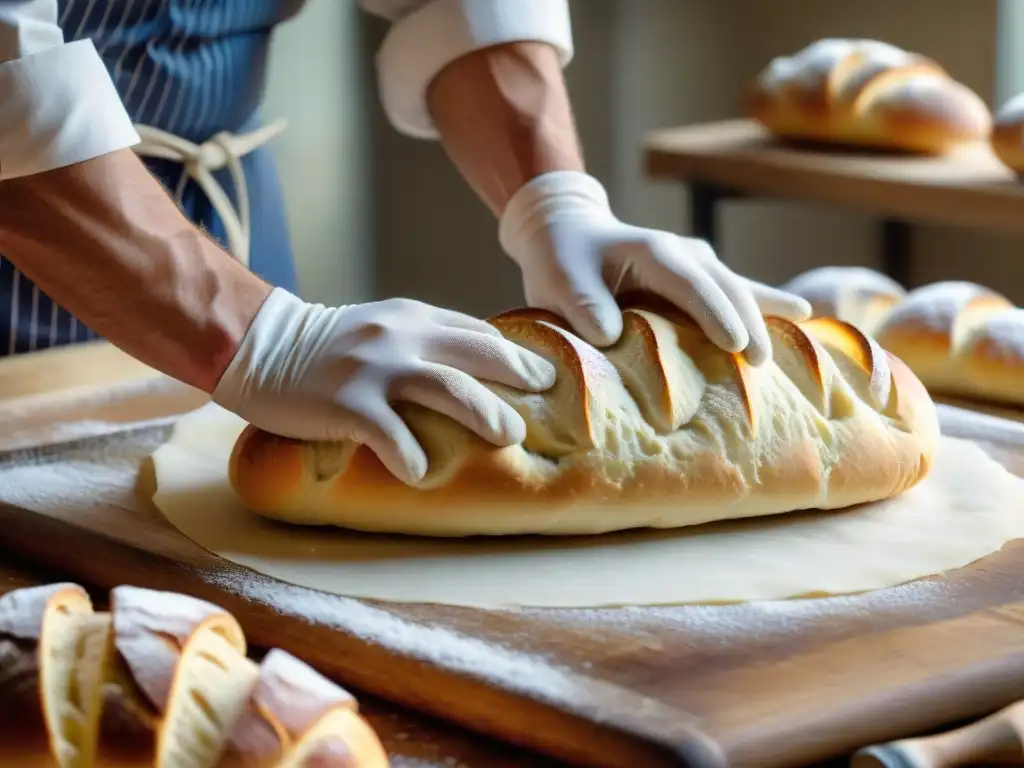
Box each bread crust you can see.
[780,266,906,336]
[748,38,992,154]
[228,295,939,538]
[784,268,1024,409]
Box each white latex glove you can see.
[498,171,813,365]
[212,290,556,485]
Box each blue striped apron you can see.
[0,0,306,356]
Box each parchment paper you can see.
[150,402,1024,609]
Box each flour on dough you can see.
[150,402,1024,608]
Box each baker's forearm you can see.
[0,149,270,392]
[428,42,584,217]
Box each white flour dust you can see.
[199,568,683,733]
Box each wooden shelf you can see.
[643,119,1024,233]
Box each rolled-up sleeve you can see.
[359,0,574,139]
[0,0,139,181]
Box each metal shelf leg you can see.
[689,183,731,262]
[881,220,912,287]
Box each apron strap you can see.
[131,119,288,268]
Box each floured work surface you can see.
[3,382,1024,767]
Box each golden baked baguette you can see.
[0,583,388,767]
[782,267,1024,407]
[228,293,940,538]
[748,38,992,154]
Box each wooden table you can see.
[642,118,1024,285]
[0,343,1016,768]
[0,561,860,768]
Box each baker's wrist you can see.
[152,231,274,396]
[207,282,288,402]
[210,287,356,419]
[428,39,585,217]
[498,171,612,259]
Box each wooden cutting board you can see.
[0,340,163,401]
[3,349,1024,767]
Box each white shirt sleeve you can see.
[0,0,139,181]
[358,0,574,139]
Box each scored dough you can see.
[150,403,1024,609]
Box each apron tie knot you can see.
[187,136,234,171]
[132,119,288,268]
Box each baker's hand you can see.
[498,171,812,365]
[212,292,555,485]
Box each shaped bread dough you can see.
[227,299,939,537]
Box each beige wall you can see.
[265,0,1024,311]
[261,1,372,306]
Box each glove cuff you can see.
[498,171,612,262]
[211,287,327,416]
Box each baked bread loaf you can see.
[781,267,1024,407]
[228,293,940,538]
[747,38,992,154]
[0,582,388,767]
[781,266,907,332]
[991,91,1024,174]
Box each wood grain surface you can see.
[2,347,1024,767]
[0,340,162,402]
[0,553,558,768]
[643,119,1024,232]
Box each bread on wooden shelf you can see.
[0,582,389,767]
[782,266,1024,408]
[781,266,907,332]
[747,38,992,154]
[991,91,1024,174]
[228,292,940,538]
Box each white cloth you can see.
[0,0,573,180]
[211,289,557,486]
[0,4,139,181]
[499,171,814,365]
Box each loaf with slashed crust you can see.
[227,293,940,538]
[747,38,992,154]
[782,267,1024,408]
[0,582,389,767]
